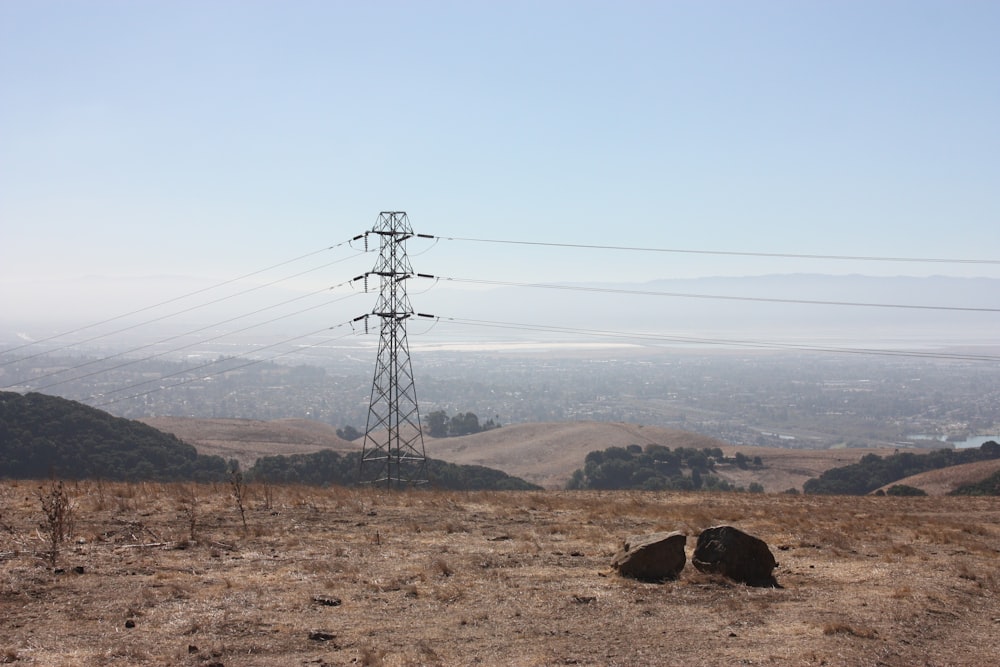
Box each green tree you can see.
[886,484,927,496]
[424,411,449,438]
[336,425,362,441]
[449,412,482,437]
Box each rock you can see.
[611,531,686,582]
[311,595,342,607]
[692,525,778,587]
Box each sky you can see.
[2,0,999,326]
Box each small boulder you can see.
[611,531,686,582]
[692,525,778,587]
[308,630,337,642]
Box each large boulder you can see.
[611,531,686,582]
[692,525,778,587]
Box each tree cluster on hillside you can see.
[950,467,1000,496]
[803,442,1000,495]
[248,449,540,490]
[883,484,928,497]
[423,411,500,438]
[566,444,762,492]
[0,391,230,481]
[336,425,362,441]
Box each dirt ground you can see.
[2,481,999,666]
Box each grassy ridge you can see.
[804,442,1000,495]
[0,391,230,481]
[0,392,539,490]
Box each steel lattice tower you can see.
[359,212,427,487]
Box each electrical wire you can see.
[420,316,1000,363]
[423,276,1000,313]
[89,321,361,409]
[8,226,999,411]
[423,235,1000,265]
[17,287,366,394]
[0,237,371,362]
[80,310,1000,411]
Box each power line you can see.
[10,225,999,413]
[16,287,366,394]
[423,235,1000,265]
[1,237,370,362]
[420,316,1000,363]
[83,310,1000,412]
[89,320,361,408]
[422,276,1000,313]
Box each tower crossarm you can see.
[358,211,428,488]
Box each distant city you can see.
[3,341,998,451]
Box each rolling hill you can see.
[875,458,1000,495]
[143,416,906,491]
[139,416,356,469]
[0,391,229,481]
[423,421,732,488]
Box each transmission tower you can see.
[359,211,427,488]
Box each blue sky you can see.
[2,0,999,303]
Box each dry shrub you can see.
[887,542,915,557]
[175,486,198,541]
[444,521,468,534]
[433,583,464,603]
[890,586,913,599]
[953,560,994,591]
[430,557,453,577]
[358,647,386,666]
[807,526,855,553]
[417,640,442,664]
[36,480,73,566]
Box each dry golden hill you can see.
[140,416,355,469]
[423,421,727,489]
[875,458,1000,495]
[143,417,898,491]
[710,444,893,494]
[423,422,894,490]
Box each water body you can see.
[907,435,1000,449]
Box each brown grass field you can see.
[139,418,357,471]
[2,481,999,666]
[141,418,897,492]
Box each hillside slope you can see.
[0,392,228,481]
[143,416,899,490]
[421,421,887,489]
[140,417,355,469]
[423,421,731,488]
[876,458,1000,495]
